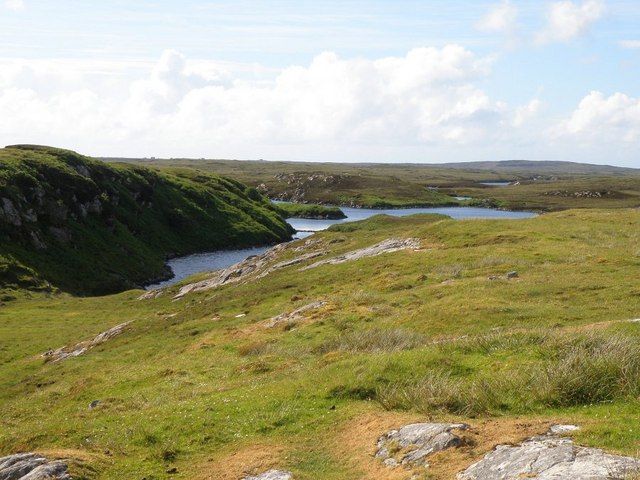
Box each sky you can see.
[0,0,639,166]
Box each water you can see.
[479,181,512,187]
[148,205,535,289]
[146,246,269,290]
[286,205,535,232]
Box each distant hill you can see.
[0,145,292,295]
[432,160,639,175]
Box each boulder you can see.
[457,425,640,480]
[42,321,131,362]
[376,422,469,468]
[0,453,71,479]
[266,301,327,328]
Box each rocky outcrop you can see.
[170,245,325,299]
[0,453,71,479]
[300,238,421,271]
[376,423,469,468]
[42,321,131,362]
[265,301,327,328]
[165,238,419,299]
[457,425,640,480]
[243,470,292,480]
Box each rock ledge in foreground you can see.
[0,452,71,479]
[457,425,640,480]
[376,422,469,468]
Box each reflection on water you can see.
[479,181,512,187]
[148,205,535,289]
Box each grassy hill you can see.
[1,209,638,479]
[0,145,292,296]
[105,157,640,211]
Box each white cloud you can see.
[2,49,638,164]
[513,99,541,127]
[477,1,518,34]
[619,40,640,49]
[536,0,605,44]
[3,0,24,11]
[1,47,538,156]
[557,91,640,142]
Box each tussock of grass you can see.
[377,332,640,416]
[319,328,427,353]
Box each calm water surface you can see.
[286,205,535,232]
[148,205,535,289]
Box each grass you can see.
[274,202,346,219]
[0,209,639,479]
[377,331,640,416]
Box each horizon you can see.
[1,0,640,167]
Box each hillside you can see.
[1,209,639,479]
[0,145,292,296]
[106,157,640,211]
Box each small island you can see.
[274,202,347,219]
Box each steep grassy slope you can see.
[0,145,292,295]
[107,157,640,211]
[1,209,638,479]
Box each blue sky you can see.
[1,0,639,166]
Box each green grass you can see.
[0,145,292,295]
[274,202,346,219]
[0,209,639,478]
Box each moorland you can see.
[1,146,639,480]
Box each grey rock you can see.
[300,238,421,271]
[457,429,640,480]
[0,453,71,480]
[377,423,468,468]
[506,271,519,279]
[85,198,102,215]
[29,231,47,250]
[73,165,91,178]
[548,424,580,435]
[1,198,22,226]
[243,470,292,480]
[266,301,327,328]
[42,321,131,362]
[172,243,325,299]
[137,289,164,300]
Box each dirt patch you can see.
[332,410,553,480]
[192,442,286,480]
[331,410,425,480]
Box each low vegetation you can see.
[109,157,640,211]
[274,202,346,219]
[1,209,639,478]
[0,145,292,295]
